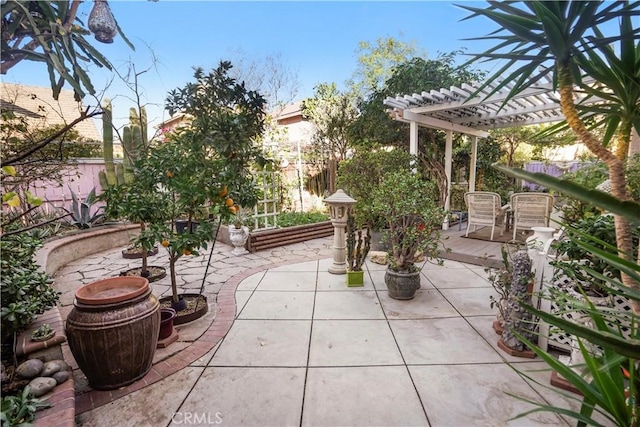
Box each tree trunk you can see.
[170,256,179,304]
[140,223,148,276]
[557,63,639,315]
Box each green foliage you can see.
[348,36,421,99]
[30,323,53,340]
[1,1,133,100]
[474,138,516,201]
[69,188,104,229]
[0,386,50,426]
[486,244,522,317]
[337,149,413,229]
[126,61,268,304]
[493,165,640,225]
[302,82,358,193]
[351,51,484,149]
[230,207,253,229]
[370,170,444,272]
[552,215,640,297]
[0,230,59,344]
[557,162,608,224]
[276,211,329,228]
[165,61,268,208]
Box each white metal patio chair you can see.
[510,192,554,240]
[464,191,504,241]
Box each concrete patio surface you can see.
[57,236,590,427]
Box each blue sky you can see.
[5,1,498,133]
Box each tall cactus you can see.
[346,213,371,271]
[99,100,116,188]
[99,103,148,188]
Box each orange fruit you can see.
[225,198,234,207]
[218,186,228,197]
[229,205,238,214]
[166,171,174,178]
[161,239,169,247]
[182,248,191,256]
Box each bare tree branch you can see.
[1,108,103,167]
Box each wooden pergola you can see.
[383,75,600,227]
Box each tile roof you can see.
[0,82,101,142]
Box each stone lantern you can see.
[324,189,356,274]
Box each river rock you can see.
[52,370,70,385]
[15,359,44,379]
[28,377,57,397]
[369,251,388,265]
[41,360,67,377]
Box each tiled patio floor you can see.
[65,238,592,427]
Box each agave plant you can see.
[69,187,104,229]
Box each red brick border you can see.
[74,255,328,414]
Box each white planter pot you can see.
[526,226,556,253]
[229,226,249,255]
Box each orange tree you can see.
[138,61,267,308]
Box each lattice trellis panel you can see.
[547,275,633,352]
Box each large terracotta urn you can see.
[65,276,160,390]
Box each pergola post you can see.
[469,136,478,192]
[409,121,419,173]
[443,130,453,230]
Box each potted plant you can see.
[30,324,55,342]
[370,170,445,299]
[228,206,252,255]
[345,212,371,287]
[337,149,413,250]
[486,245,514,335]
[141,61,266,317]
[100,180,167,282]
[138,131,222,313]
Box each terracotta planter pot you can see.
[384,267,421,300]
[66,276,160,390]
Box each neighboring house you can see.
[157,112,191,135]
[0,82,101,142]
[1,82,105,210]
[274,101,315,147]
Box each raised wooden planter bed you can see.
[246,221,333,253]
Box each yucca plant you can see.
[460,0,640,315]
[495,166,639,426]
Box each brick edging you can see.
[75,255,328,414]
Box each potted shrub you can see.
[486,245,514,335]
[370,170,445,299]
[138,130,224,313]
[142,61,266,315]
[337,149,413,249]
[100,180,167,281]
[345,212,371,287]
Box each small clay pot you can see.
[159,308,176,340]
